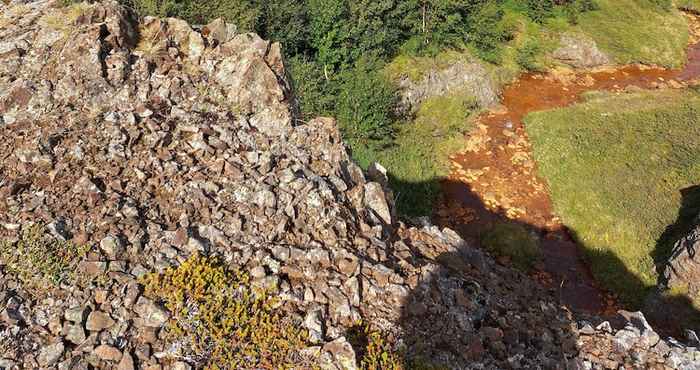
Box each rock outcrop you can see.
[662,221,700,301]
[551,33,612,69]
[0,1,698,369]
[394,59,500,115]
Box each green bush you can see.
[563,0,600,24]
[336,57,396,144]
[467,2,513,63]
[516,39,543,71]
[482,222,541,271]
[128,0,262,28]
[521,0,555,23]
[287,55,337,119]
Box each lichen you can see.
[138,253,308,369]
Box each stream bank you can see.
[435,14,700,316]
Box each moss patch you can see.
[139,253,308,369]
[0,224,90,294]
[525,89,700,306]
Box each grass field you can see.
[525,89,700,306]
[574,0,689,68]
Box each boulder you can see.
[551,33,612,69]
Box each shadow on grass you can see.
[382,176,700,365]
[645,185,700,335]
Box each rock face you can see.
[551,33,612,69]
[663,222,700,300]
[394,59,500,115]
[0,1,698,369]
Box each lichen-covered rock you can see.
[663,222,700,300]
[394,59,500,115]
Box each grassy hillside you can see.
[574,0,688,67]
[525,89,700,306]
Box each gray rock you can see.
[552,33,612,69]
[394,58,499,115]
[100,235,125,259]
[363,182,391,225]
[133,297,170,327]
[37,341,64,367]
[64,323,86,344]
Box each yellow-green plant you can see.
[0,224,90,294]
[139,253,307,369]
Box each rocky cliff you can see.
[0,1,698,369]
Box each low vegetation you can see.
[481,222,542,271]
[0,224,90,295]
[573,0,688,67]
[352,93,479,216]
[526,89,700,306]
[139,253,308,369]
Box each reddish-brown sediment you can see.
[436,26,700,314]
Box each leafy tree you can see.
[522,0,554,23]
[346,0,404,61]
[467,1,512,62]
[128,0,262,29]
[307,0,351,72]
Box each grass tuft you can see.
[525,89,700,306]
[138,253,308,369]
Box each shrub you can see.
[563,0,599,24]
[336,57,396,144]
[257,0,309,55]
[139,253,308,369]
[128,0,262,29]
[522,0,555,23]
[467,2,513,63]
[288,55,338,119]
[0,224,90,294]
[516,39,544,71]
[482,222,541,271]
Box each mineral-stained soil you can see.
[437,13,700,318]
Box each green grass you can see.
[352,93,479,217]
[573,0,688,67]
[525,89,700,306]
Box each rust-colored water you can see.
[436,26,700,314]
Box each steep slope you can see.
[0,1,698,369]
